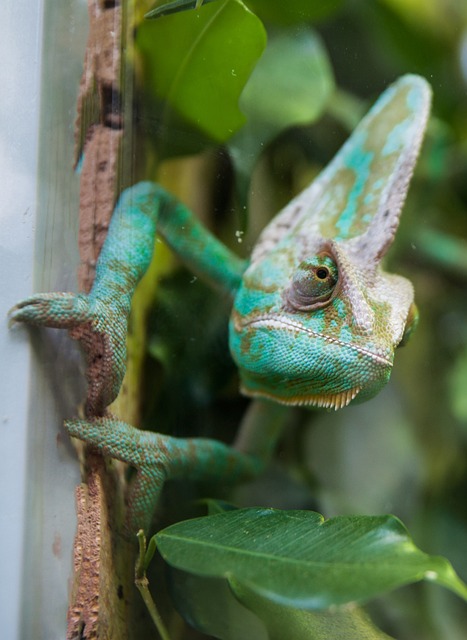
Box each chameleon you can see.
[9,74,431,535]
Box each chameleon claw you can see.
[9,293,127,416]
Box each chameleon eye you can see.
[286,254,338,311]
[398,302,419,347]
[316,267,330,280]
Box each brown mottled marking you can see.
[78,126,123,293]
[76,0,124,293]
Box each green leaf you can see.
[136,0,266,143]
[156,508,467,609]
[239,29,333,131]
[325,88,366,132]
[146,0,220,19]
[200,498,239,515]
[449,346,467,423]
[228,28,333,203]
[147,0,345,23]
[231,581,395,639]
[416,228,467,278]
[169,569,269,639]
[169,568,393,639]
[245,0,344,25]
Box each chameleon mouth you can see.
[238,315,393,367]
[240,384,361,410]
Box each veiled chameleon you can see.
[10,74,431,533]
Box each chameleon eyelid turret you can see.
[286,251,339,311]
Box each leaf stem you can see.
[135,530,172,640]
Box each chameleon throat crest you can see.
[240,384,362,410]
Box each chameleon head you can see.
[229,238,418,410]
[229,74,430,410]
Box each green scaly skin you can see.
[65,417,260,533]
[9,75,431,534]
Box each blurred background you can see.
[129,1,467,638]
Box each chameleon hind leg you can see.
[9,181,246,416]
[66,400,288,534]
[65,417,261,534]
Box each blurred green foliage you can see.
[136,0,266,144]
[131,0,467,638]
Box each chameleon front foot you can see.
[9,292,90,328]
[10,293,128,416]
[65,417,262,534]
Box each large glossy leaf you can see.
[146,0,220,19]
[239,29,333,130]
[136,0,266,143]
[147,0,344,23]
[156,508,467,609]
[228,28,333,202]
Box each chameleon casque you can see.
[10,74,431,534]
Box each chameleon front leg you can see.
[10,181,246,416]
[10,180,263,534]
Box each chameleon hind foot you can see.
[65,416,262,534]
[9,292,128,416]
